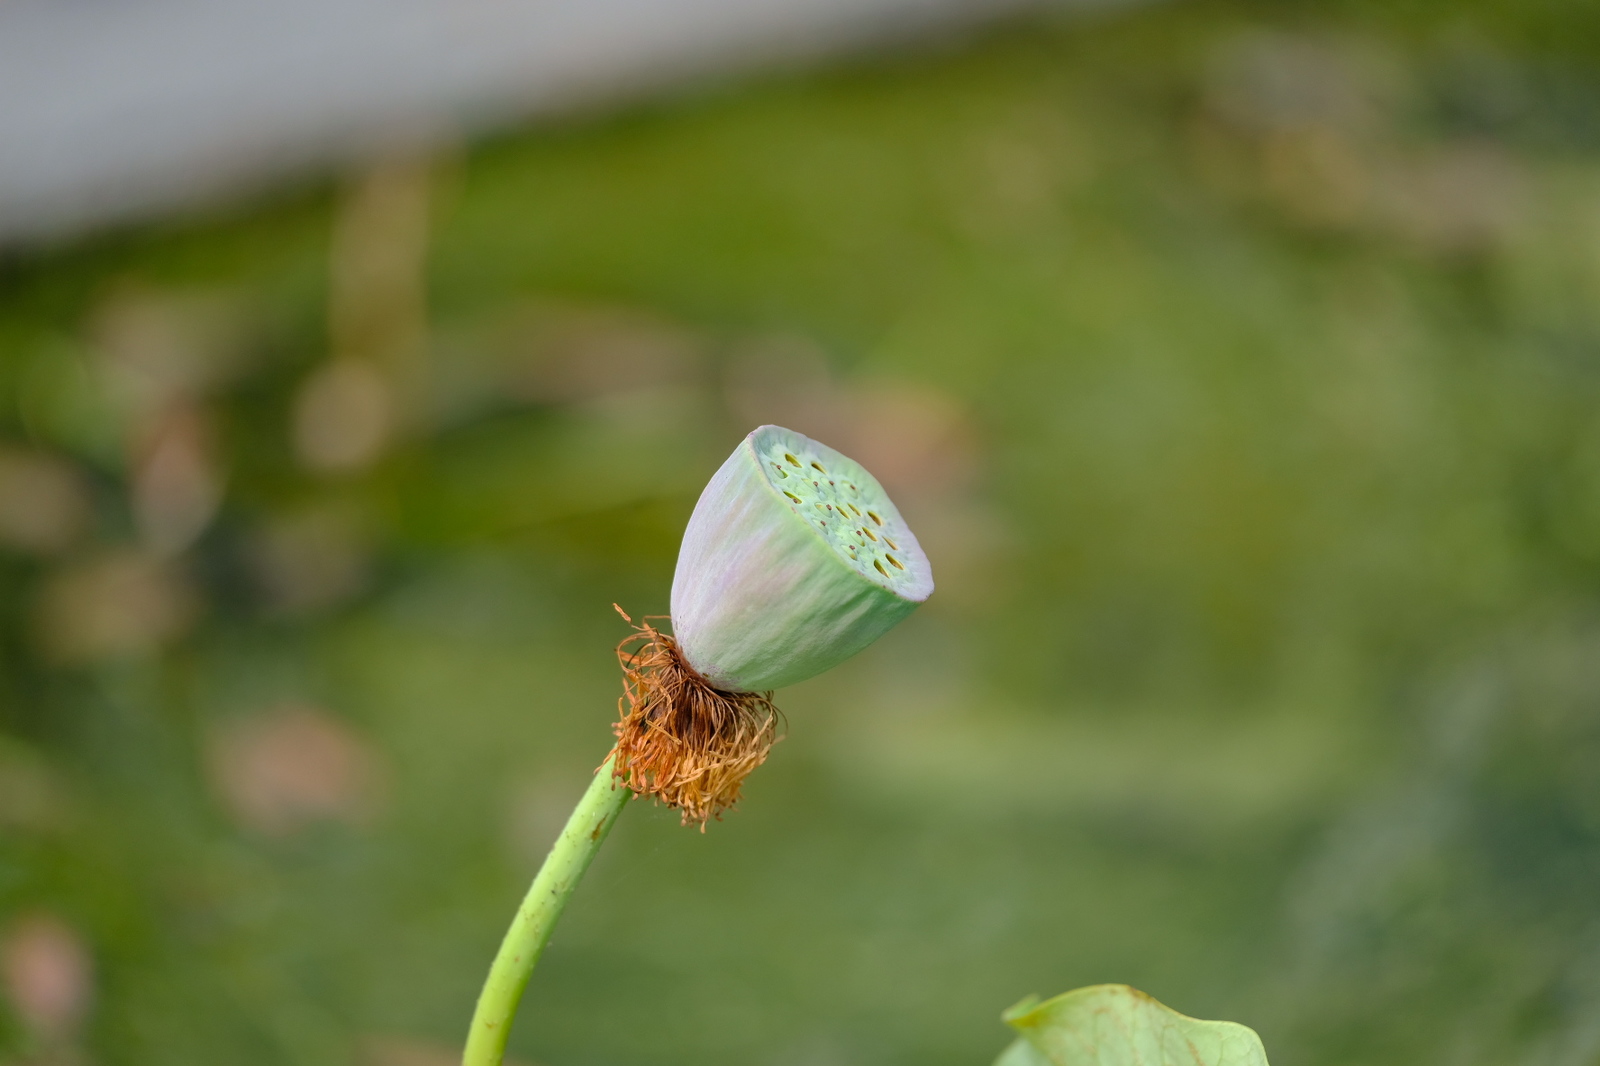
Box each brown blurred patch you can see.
[498,300,704,405]
[1375,141,1527,255]
[838,380,978,505]
[329,158,432,408]
[130,403,223,556]
[0,449,90,557]
[292,358,395,473]
[86,284,246,563]
[1258,126,1370,229]
[1200,28,1385,233]
[88,283,253,420]
[293,155,434,475]
[244,504,371,615]
[34,550,198,664]
[1198,29,1527,252]
[206,705,384,836]
[1,912,92,1042]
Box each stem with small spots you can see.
[463,756,631,1066]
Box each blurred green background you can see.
[4,1,1600,1064]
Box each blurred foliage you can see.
[4,1,1600,1064]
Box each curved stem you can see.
[463,755,631,1066]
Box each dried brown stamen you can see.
[608,607,782,828]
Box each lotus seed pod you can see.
[671,425,933,692]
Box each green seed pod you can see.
[671,425,934,692]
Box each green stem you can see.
[463,755,631,1066]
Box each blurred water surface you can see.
[4,2,1600,1065]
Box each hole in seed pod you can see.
[886,554,904,570]
[868,511,883,526]
[784,491,802,503]
[884,536,898,550]
[873,559,888,576]
[862,528,878,542]
[772,464,788,478]
[848,503,861,516]
[785,453,801,467]
[811,461,827,473]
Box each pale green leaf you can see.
[994,1036,1054,1066]
[995,984,1269,1066]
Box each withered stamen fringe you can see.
[608,608,782,828]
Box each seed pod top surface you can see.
[670,425,933,693]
